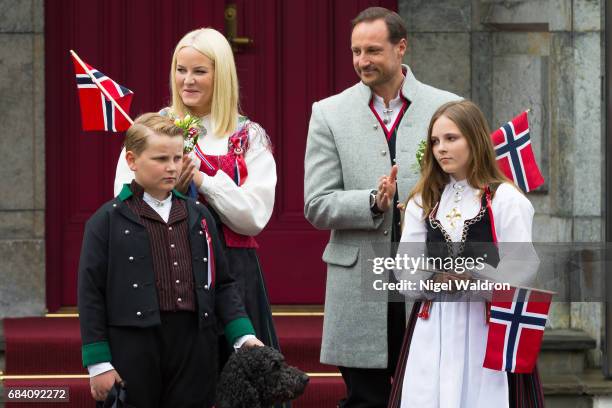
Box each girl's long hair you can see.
[408,100,513,216]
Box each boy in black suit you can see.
[78,113,262,407]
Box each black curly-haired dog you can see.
[215,346,309,408]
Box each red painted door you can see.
[45,0,396,311]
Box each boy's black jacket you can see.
[77,186,252,366]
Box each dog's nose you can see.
[301,373,310,386]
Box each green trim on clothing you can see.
[117,183,186,201]
[224,317,256,346]
[118,184,133,201]
[172,189,187,200]
[82,341,112,367]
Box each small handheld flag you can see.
[70,50,134,132]
[491,111,544,192]
[483,287,552,373]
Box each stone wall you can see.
[399,0,604,365]
[0,0,45,318]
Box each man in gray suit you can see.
[304,7,461,407]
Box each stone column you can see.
[0,0,45,318]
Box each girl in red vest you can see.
[114,28,281,379]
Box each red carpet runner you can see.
[2,315,345,407]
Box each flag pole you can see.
[70,50,134,125]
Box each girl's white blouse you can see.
[397,179,537,408]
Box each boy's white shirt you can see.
[142,191,173,222]
[87,196,256,377]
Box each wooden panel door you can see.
[45,0,396,310]
[232,0,396,303]
[45,0,226,311]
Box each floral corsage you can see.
[170,113,206,154]
[412,139,427,172]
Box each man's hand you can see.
[90,369,122,401]
[175,155,196,194]
[376,165,398,212]
[241,337,264,348]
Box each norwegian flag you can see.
[71,52,133,132]
[491,112,544,193]
[483,287,552,373]
[200,218,216,288]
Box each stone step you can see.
[539,329,596,376]
[542,329,597,351]
[544,396,595,408]
[542,368,612,408]
[542,369,612,408]
[543,369,612,396]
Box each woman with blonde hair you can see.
[114,28,281,370]
[388,100,543,408]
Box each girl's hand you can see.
[432,272,471,293]
[192,167,203,189]
[175,156,195,193]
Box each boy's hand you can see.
[241,338,264,348]
[90,369,122,401]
